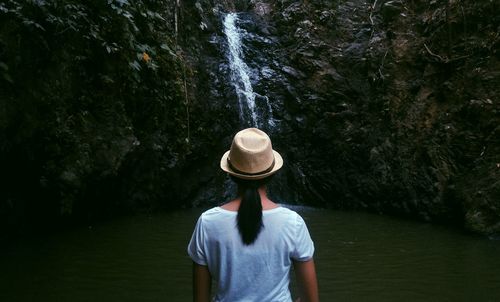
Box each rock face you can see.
[244,0,499,234]
[187,0,499,235]
[0,0,498,238]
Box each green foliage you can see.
[0,0,190,230]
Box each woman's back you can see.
[188,128,318,302]
[188,206,314,302]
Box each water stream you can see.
[223,13,274,129]
[1,207,499,301]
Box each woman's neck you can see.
[221,187,279,211]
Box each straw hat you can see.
[220,128,283,180]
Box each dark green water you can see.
[1,206,500,301]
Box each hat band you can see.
[227,157,275,176]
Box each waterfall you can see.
[223,13,274,129]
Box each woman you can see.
[188,128,319,302]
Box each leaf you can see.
[160,43,171,51]
[136,44,152,52]
[122,11,133,20]
[142,52,151,62]
[100,75,114,83]
[22,20,46,31]
[129,60,141,71]
[3,73,13,83]
[160,43,177,57]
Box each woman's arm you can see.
[192,262,211,302]
[293,258,319,302]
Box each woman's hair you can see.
[230,176,273,245]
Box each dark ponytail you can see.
[230,176,272,245]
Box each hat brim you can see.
[220,150,283,180]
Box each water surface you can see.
[1,207,499,301]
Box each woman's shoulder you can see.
[199,206,235,221]
[274,205,301,215]
[269,206,310,226]
[198,205,303,221]
[264,205,303,221]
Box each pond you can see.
[1,206,499,301]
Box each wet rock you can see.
[282,66,306,79]
[251,1,273,16]
[381,1,405,21]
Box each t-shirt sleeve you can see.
[291,213,315,261]
[187,215,208,265]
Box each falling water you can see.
[223,13,274,128]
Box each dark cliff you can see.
[0,0,498,239]
[261,0,499,234]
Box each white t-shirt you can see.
[187,206,315,302]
